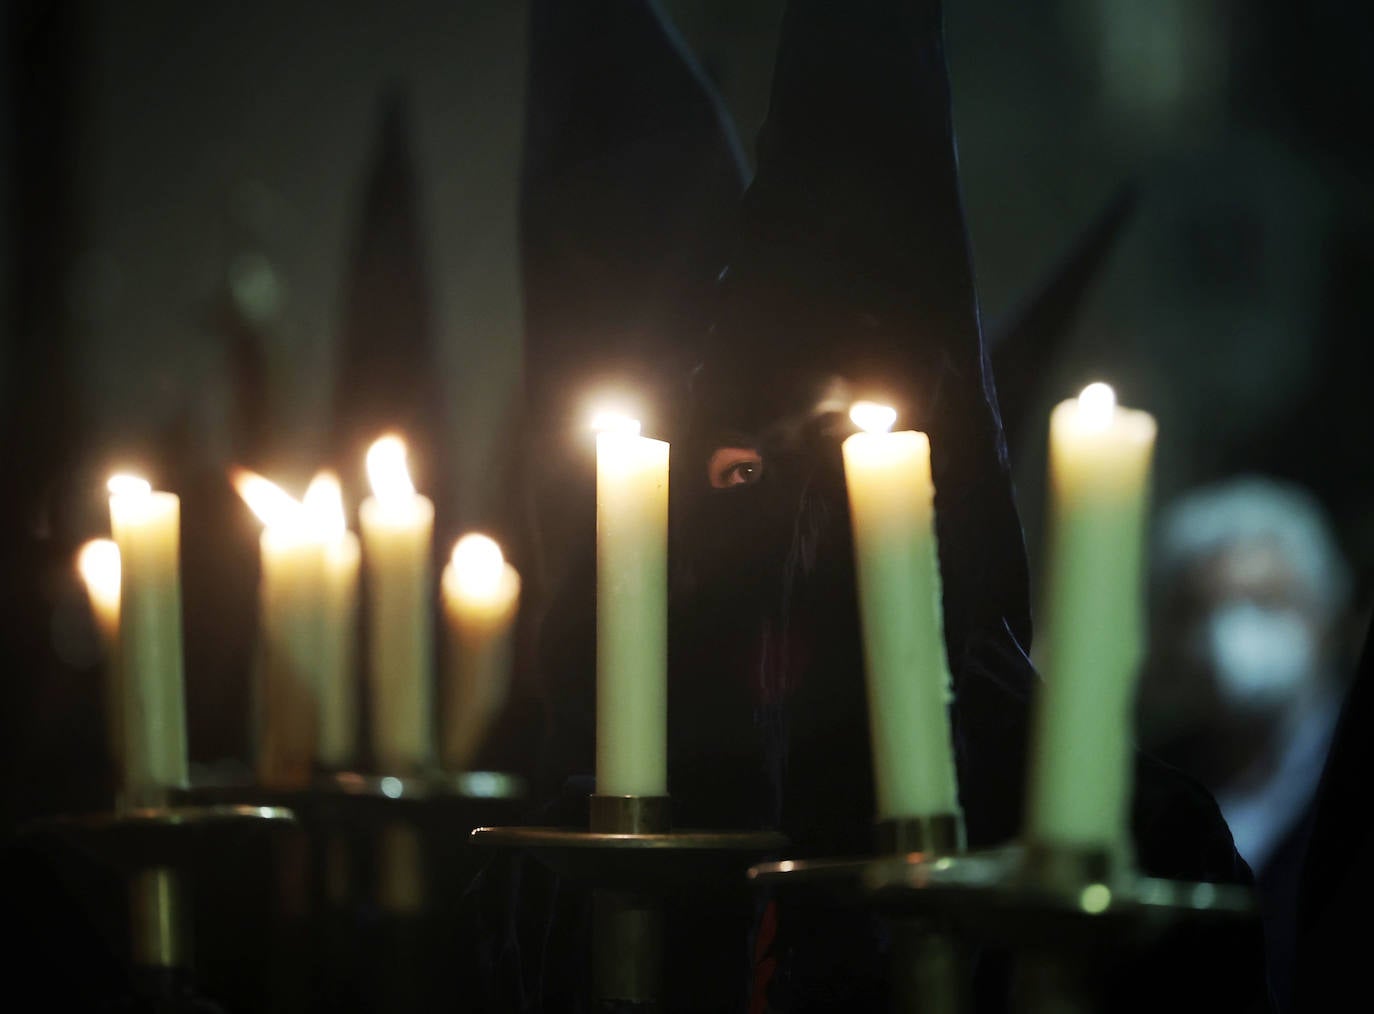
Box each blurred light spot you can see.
[229,252,284,324]
[1080,883,1112,914]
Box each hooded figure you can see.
[495,2,1274,1011]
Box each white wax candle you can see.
[234,469,322,787]
[1029,382,1157,853]
[304,473,361,770]
[236,470,362,780]
[359,435,435,773]
[77,538,123,772]
[440,534,520,771]
[594,415,669,797]
[108,475,189,807]
[317,531,361,770]
[841,403,961,820]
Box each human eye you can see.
[707,447,764,489]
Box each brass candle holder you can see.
[748,811,969,1014]
[471,793,788,1008]
[751,834,1256,1013]
[178,767,526,1014]
[19,803,298,1007]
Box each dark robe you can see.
[484,2,1275,1011]
[1293,613,1374,1011]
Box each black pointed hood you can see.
[688,0,1033,701]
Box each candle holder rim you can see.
[470,825,789,851]
[22,802,297,833]
[18,804,299,872]
[468,824,791,895]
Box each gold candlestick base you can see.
[472,794,788,1008]
[589,793,671,833]
[19,803,298,1001]
[875,812,966,855]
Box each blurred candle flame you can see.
[590,413,642,437]
[1076,382,1117,431]
[303,471,347,540]
[849,401,899,435]
[77,538,121,609]
[232,468,304,530]
[107,474,152,498]
[366,435,417,504]
[449,533,506,601]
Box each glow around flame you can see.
[1076,382,1117,430]
[366,434,417,504]
[107,474,152,498]
[303,471,347,540]
[232,468,304,530]
[849,401,898,435]
[77,538,121,605]
[590,412,641,437]
[449,533,507,600]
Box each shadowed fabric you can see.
[685,0,1035,853]
[506,0,749,796]
[1294,613,1374,1010]
[494,1,1274,1010]
[467,3,752,1009]
[677,1,1271,1009]
[519,0,748,600]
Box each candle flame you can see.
[449,533,507,599]
[303,471,347,540]
[232,468,304,530]
[849,401,898,435]
[1076,382,1117,431]
[590,412,641,437]
[366,434,417,504]
[107,474,152,498]
[77,538,121,604]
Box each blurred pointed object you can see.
[519,0,749,593]
[332,88,444,516]
[697,0,1033,678]
[989,184,1139,455]
[201,273,271,468]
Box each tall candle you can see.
[107,475,188,807]
[307,474,361,771]
[78,538,123,771]
[359,435,435,773]
[440,534,520,771]
[841,402,961,820]
[594,414,669,797]
[235,470,321,787]
[1029,382,1157,853]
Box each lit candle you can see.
[594,413,669,797]
[1029,382,1157,855]
[234,469,321,787]
[440,534,520,771]
[305,474,362,771]
[107,474,188,807]
[77,538,123,771]
[841,403,961,820]
[359,435,435,773]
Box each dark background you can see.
[3,0,1372,832]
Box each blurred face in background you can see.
[1139,534,1335,790]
